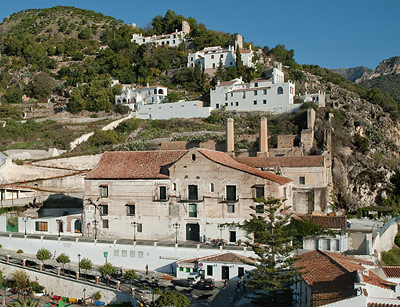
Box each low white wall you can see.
[32,155,102,171]
[0,262,135,305]
[372,221,398,259]
[137,101,212,120]
[0,236,256,276]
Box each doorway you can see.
[222,266,230,280]
[186,223,200,241]
[229,231,236,243]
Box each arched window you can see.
[123,99,127,103]
[277,87,283,95]
[74,220,82,233]
[158,89,164,95]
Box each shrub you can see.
[16,249,23,254]
[113,104,130,115]
[382,249,400,265]
[30,281,45,292]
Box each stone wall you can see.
[32,155,102,171]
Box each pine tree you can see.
[241,197,299,306]
[235,44,243,69]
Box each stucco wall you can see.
[32,155,102,171]
[137,101,211,120]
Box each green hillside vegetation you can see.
[361,74,400,104]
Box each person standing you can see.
[145,264,149,275]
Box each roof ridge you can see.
[318,250,352,273]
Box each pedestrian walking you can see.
[223,279,228,289]
[145,264,149,275]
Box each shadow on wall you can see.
[37,194,83,218]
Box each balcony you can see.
[218,197,239,203]
[177,196,204,203]
[153,195,170,202]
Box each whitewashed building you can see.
[300,91,326,107]
[176,252,256,281]
[136,100,212,120]
[131,21,190,48]
[187,45,254,71]
[210,66,297,113]
[115,84,168,110]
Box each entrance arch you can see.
[186,223,200,242]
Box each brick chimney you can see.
[226,118,234,152]
[259,117,268,155]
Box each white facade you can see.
[136,100,212,120]
[187,46,255,70]
[115,85,167,110]
[300,91,326,107]
[302,234,348,253]
[131,31,186,48]
[210,68,297,114]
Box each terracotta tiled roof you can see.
[218,80,239,86]
[198,149,292,185]
[382,266,400,278]
[240,50,252,54]
[178,252,257,265]
[308,215,347,230]
[295,250,394,306]
[85,151,187,180]
[234,156,325,168]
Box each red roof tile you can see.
[382,266,400,278]
[296,250,395,306]
[308,215,347,230]
[85,151,187,180]
[198,149,292,185]
[235,156,325,168]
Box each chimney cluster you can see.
[225,117,269,156]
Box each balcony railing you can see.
[152,195,170,202]
[177,196,204,203]
[218,197,239,203]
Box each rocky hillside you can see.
[298,68,400,212]
[330,66,372,82]
[356,56,400,83]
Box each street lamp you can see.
[173,223,180,244]
[131,222,137,242]
[22,218,28,236]
[93,220,98,240]
[78,254,81,276]
[56,219,62,238]
[83,288,86,306]
[218,224,225,241]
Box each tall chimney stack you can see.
[259,117,268,154]
[226,118,235,152]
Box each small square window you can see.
[211,55,214,59]
[186,268,190,273]
[227,204,235,213]
[130,251,135,257]
[225,103,228,106]
[100,205,108,216]
[138,251,143,258]
[253,100,257,105]
[256,205,264,214]
[122,250,127,257]
[179,267,184,272]
[127,205,135,216]
[263,100,267,104]
[137,223,143,232]
[216,104,220,109]
[254,82,258,87]
[236,102,239,106]
[254,90,258,95]
[100,185,108,198]
[103,220,109,229]
[255,186,265,199]
[263,89,267,95]
[114,250,119,256]
[300,176,306,185]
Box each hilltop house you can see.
[83,148,293,243]
[131,21,190,48]
[187,45,255,72]
[115,84,168,110]
[210,65,297,114]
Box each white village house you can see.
[210,65,297,114]
[115,84,168,110]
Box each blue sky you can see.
[1,0,399,69]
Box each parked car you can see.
[196,278,214,290]
[187,273,201,286]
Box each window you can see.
[263,100,267,104]
[127,205,135,216]
[100,205,108,216]
[263,89,267,95]
[238,267,244,278]
[277,87,283,95]
[256,205,264,214]
[114,250,119,256]
[254,90,258,95]
[231,93,233,97]
[210,183,214,192]
[189,204,197,217]
[253,100,257,105]
[211,55,214,59]
[138,251,143,258]
[35,221,48,231]
[227,204,235,213]
[225,103,228,106]
[159,186,167,200]
[216,104,220,109]
[207,265,213,276]
[243,92,246,99]
[137,223,143,232]
[103,219,109,229]
[122,250,127,257]
[213,63,216,69]
[255,186,265,199]
[254,82,258,87]
[226,185,237,201]
[231,102,233,106]
[220,55,223,58]
[299,176,306,185]
[236,102,239,106]
[225,94,228,101]
[173,183,177,191]
[186,268,190,273]
[100,185,108,198]
[230,62,233,65]
[229,231,236,242]
[188,185,198,200]
[179,267,184,272]
[130,251,135,257]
